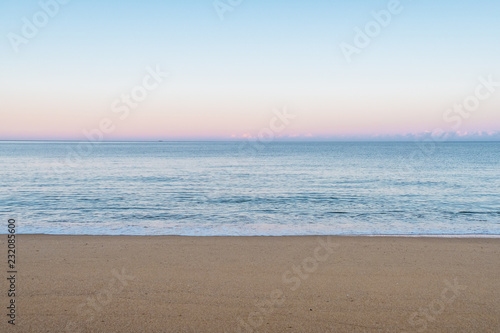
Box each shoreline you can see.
[7,233,500,238]
[5,234,500,332]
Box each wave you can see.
[458,211,500,215]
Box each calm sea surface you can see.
[1,141,499,236]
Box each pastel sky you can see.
[1,0,499,140]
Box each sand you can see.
[2,235,499,332]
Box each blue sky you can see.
[1,0,499,140]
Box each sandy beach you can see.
[3,235,499,332]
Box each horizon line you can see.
[1,139,500,143]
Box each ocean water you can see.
[1,141,499,236]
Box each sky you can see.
[1,0,499,141]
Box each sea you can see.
[1,141,499,236]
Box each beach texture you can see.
[4,235,499,332]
